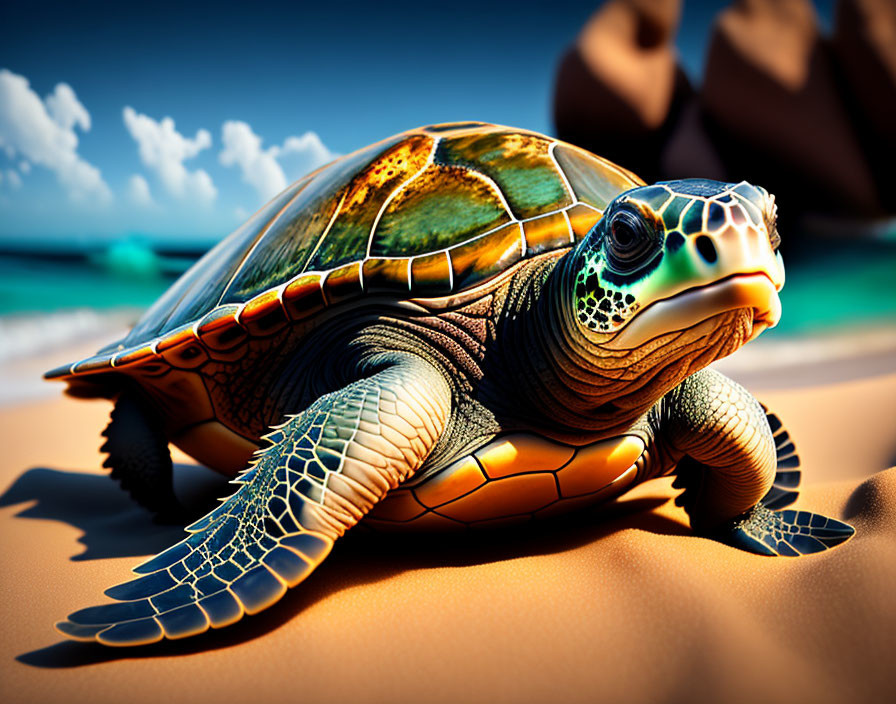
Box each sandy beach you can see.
[2,336,895,704]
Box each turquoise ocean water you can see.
[1,235,895,363]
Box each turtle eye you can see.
[606,208,658,273]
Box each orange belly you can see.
[364,432,645,530]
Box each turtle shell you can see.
[48,122,642,379]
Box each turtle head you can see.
[570,179,783,355]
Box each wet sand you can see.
[2,346,895,704]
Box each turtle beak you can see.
[604,273,781,350]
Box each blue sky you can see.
[0,0,834,245]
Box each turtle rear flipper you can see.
[101,392,182,521]
[723,505,854,556]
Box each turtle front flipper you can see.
[658,368,854,557]
[673,404,802,514]
[101,391,182,520]
[726,408,854,556]
[56,356,451,646]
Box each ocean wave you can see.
[0,308,138,364]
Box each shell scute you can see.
[414,456,487,509]
[322,262,363,306]
[223,135,407,303]
[361,257,411,294]
[435,472,558,522]
[155,324,197,353]
[448,222,523,291]
[523,211,573,255]
[409,251,453,297]
[126,178,308,347]
[366,489,428,522]
[238,289,288,337]
[112,344,155,369]
[154,324,208,371]
[435,131,572,220]
[196,305,246,351]
[553,144,644,212]
[311,134,433,271]
[370,164,511,257]
[160,342,208,370]
[566,202,603,240]
[282,274,325,321]
[72,353,116,375]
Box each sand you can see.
[2,344,896,704]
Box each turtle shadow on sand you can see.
[0,464,229,561]
[11,462,687,668]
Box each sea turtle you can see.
[47,122,854,647]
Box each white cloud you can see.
[5,170,22,189]
[219,120,335,203]
[279,131,335,178]
[0,69,111,203]
[122,106,217,205]
[127,174,153,207]
[220,121,287,201]
[45,82,91,132]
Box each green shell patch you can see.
[312,134,433,270]
[435,132,571,220]
[222,134,407,304]
[370,164,511,257]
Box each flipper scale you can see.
[199,590,243,628]
[230,565,287,614]
[105,570,176,600]
[54,621,107,641]
[96,618,164,647]
[262,546,315,586]
[155,603,210,640]
[133,543,191,574]
[68,600,155,625]
[58,413,336,644]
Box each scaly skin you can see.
[645,367,777,531]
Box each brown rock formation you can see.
[553,0,693,182]
[832,0,896,211]
[701,0,882,217]
[658,97,727,181]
